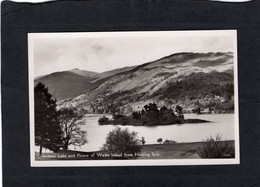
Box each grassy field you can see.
[137,142,202,159]
[35,141,234,161]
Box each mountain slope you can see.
[35,66,137,101]
[52,52,234,114]
[35,71,95,101]
[69,69,99,79]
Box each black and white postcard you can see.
[28,30,239,166]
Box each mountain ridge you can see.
[35,52,234,114]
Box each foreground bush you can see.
[102,127,141,157]
[197,134,235,158]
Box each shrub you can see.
[98,116,110,125]
[157,138,163,144]
[102,127,141,156]
[197,134,235,158]
[163,139,177,144]
[163,139,171,144]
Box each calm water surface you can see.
[73,113,235,152]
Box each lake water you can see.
[72,113,235,152]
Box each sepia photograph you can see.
[28,30,239,166]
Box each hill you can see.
[35,71,95,101]
[35,66,137,101]
[35,52,234,113]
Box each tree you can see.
[142,103,160,125]
[193,100,201,114]
[157,138,163,144]
[175,105,184,119]
[98,116,109,125]
[34,82,63,156]
[159,106,177,124]
[58,108,87,150]
[102,127,141,156]
[141,136,146,145]
[163,139,171,144]
[132,111,141,120]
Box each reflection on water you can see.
[72,113,235,152]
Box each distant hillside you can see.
[69,69,99,79]
[35,71,95,101]
[58,52,234,113]
[97,66,137,81]
[35,52,234,114]
[35,65,137,101]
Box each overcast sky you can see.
[31,31,236,77]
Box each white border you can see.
[28,30,239,167]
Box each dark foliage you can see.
[34,82,63,155]
[157,138,163,144]
[158,106,181,125]
[102,127,141,156]
[175,105,184,119]
[141,136,146,145]
[98,103,182,126]
[98,116,110,125]
[98,103,208,126]
[152,72,234,112]
[163,139,177,144]
[197,134,235,158]
[111,114,141,126]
